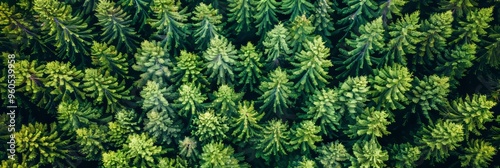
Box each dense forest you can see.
[0,0,500,167]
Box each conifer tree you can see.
[301,88,342,135]
[33,0,93,63]
[262,23,292,69]
[116,0,151,31]
[75,125,107,160]
[459,139,497,168]
[144,109,181,144]
[174,83,207,118]
[292,157,316,168]
[178,136,199,161]
[139,80,176,117]
[288,15,315,54]
[289,120,322,153]
[102,150,129,168]
[439,0,477,17]
[90,42,129,78]
[312,0,336,45]
[150,0,190,50]
[132,40,173,87]
[408,75,450,123]
[231,101,264,143]
[235,42,263,92]
[171,50,208,87]
[337,76,370,118]
[335,0,379,39]
[345,107,392,141]
[227,0,254,34]
[280,0,314,21]
[107,109,141,147]
[416,11,453,65]
[252,0,280,36]
[442,94,496,136]
[200,141,243,167]
[350,139,389,168]
[415,120,464,163]
[370,64,413,111]
[379,0,408,22]
[44,61,85,102]
[316,141,351,168]
[290,36,332,94]
[56,99,108,132]
[157,156,189,168]
[388,143,421,168]
[192,3,223,50]
[82,68,133,113]
[258,68,297,117]
[435,43,476,86]
[210,85,244,116]
[203,35,238,86]
[95,0,139,53]
[453,7,493,44]
[122,133,165,167]
[336,17,385,78]
[256,119,291,161]
[13,60,45,99]
[192,109,230,142]
[478,26,500,68]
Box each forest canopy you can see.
[0,0,500,167]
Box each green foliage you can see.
[370,64,413,110]
[235,42,263,92]
[301,88,342,134]
[90,41,129,78]
[442,94,496,136]
[280,0,313,21]
[33,0,93,62]
[258,68,297,116]
[256,119,291,161]
[44,61,85,102]
[252,0,279,36]
[408,75,450,123]
[192,109,230,142]
[350,139,389,168]
[289,120,322,153]
[95,0,139,52]
[211,85,244,116]
[379,0,409,21]
[171,50,208,87]
[102,150,129,168]
[144,109,181,144]
[82,68,132,113]
[416,11,453,64]
[316,141,351,168]
[337,76,370,118]
[292,157,317,168]
[13,60,45,98]
[227,0,254,34]
[56,99,107,132]
[262,23,292,69]
[478,26,500,68]
[288,15,315,53]
[377,11,422,67]
[345,107,392,141]
[132,40,173,87]
[15,123,71,167]
[178,137,199,161]
[290,36,332,94]
[116,0,151,31]
[149,0,190,49]
[75,125,107,160]
[388,143,421,168]
[203,35,238,86]
[459,139,497,168]
[415,120,465,163]
[454,7,493,44]
[231,101,264,143]
[107,109,140,147]
[439,0,477,17]
[192,3,223,50]
[312,0,335,43]
[174,83,207,117]
[200,141,244,167]
[157,156,189,168]
[140,80,176,116]
[435,43,476,86]
[336,17,385,78]
[336,0,379,38]
[122,133,165,167]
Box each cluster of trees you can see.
[0,0,499,167]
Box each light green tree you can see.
[345,107,392,141]
[203,35,238,86]
[262,23,292,69]
[122,133,165,167]
[210,85,244,116]
[44,61,85,102]
[379,0,408,21]
[178,137,199,161]
[442,94,496,136]
[350,139,389,168]
[258,68,297,116]
[408,75,450,124]
[301,88,342,135]
[106,109,140,147]
[289,120,322,153]
[150,0,190,49]
[144,109,181,145]
[255,119,291,161]
[231,101,264,143]
[82,68,132,113]
[192,3,223,50]
[171,50,208,87]
[192,109,230,142]
[316,141,351,168]
[288,15,315,53]
[459,139,497,168]
[252,0,280,36]
[415,120,464,163]
[132,40,173,87]
[75,125,107,160]
[200,141,244,167]
[388,143,421,168]
[90,42,129,78]
[337,76,370,118]
[102,150,129,168]
[13,60,45,100]
[370,64,413,110]
[140,80,176,117]
[173,83,207,118]
[312,0,335,45]
[235,42,263,92]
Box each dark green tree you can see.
[139,80,176,117]
[459,139,497,168]
[75,125,107,160]
[227,0,254,34]
[388,143,421,168]
[439,0,477,17]
[106,109,141,147]
[258,68,297,117]
[132,40,173,87]
[122,133,165,167]
[408,75,450,123]
[192,3,223,50]
[453,7,493,44]
[200,141,244,167]
[288,15,315,54]
[335,0,379,39]
[435,43,476,86]
[316,141,351,168]
[379,0,408,22]
[345,107,392,141]
[312,0,336,45]
[262,23,292,69]
[90,42,129,78]
[13,60,45,100]
[255,119,291,162]
[442,94,496,136]
[301,88,342,135]
[144,109,181,144]
[230,101,264,143]
[192,109,230,142]
[290,36,332,94]
[56,99,108,132]
[157,156,189,168]
[337,76,370,118]
[415,120,464,163]
[416,11,453,65]
[171,50,208,87]
[44,61,85,102]
[478,26,500,68]
[235,42,263,92]
[82,68,133,113]
[95,0,139,52]
[210,85,244,116]
[370,63,413,111]
[149,0,190,50]
[116,0,151,31]
[203,35,238,86]
[280,0,314,21]
[289,120,322,153]
[350,139,389,168]
[252,0,280,36]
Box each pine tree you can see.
[13,60,45,99]
[203,35,238,86]
[157,156,189,168]
[453,7,493,44]
[408,75,450,123]
[280,0,314,21]
[335,0,379,39]
[90,42,129,78]
[210,85,244,116]
[171,50,208,87]
[33,0,93,63]
[144,109,181,144]
[288,15,315,54]
[336,17,385,78]
[350,139,389,168]
[231,101,264,143]
[44,61,85,102]
[75,125,107,160]
[192,3,223,50]
[478,26,500,68]
[116,0,151,31]
[415,120,464,163]
[235,42,263,92]
[301,88,342,135]
[173,83,207,118]
[256,119,291,161]
[388,143,421,168]
[442,94,496,136]
[139,80,176,117]
[292,157,317,168]
[290,36,332,94]
[435,43,476,87]
[122,133,165,167]
[459,139,497,168]
[316,141,351,168]
[150,0,190,50]
[192,109,230,142]
[377,11,422,67]
[337,76,370,118]
[258,68,297,117]
[106,109,140,147]
[132,40,173,87]
[312,0,336,45]
[252,0,280,37]
[200,141,243,167]
[262,23,292,69]
[416,11,453,65]
[95,0,139,53]
[379,0,409,22]
[439,0,477,17]
[56,99,108,132]
[370,63,413,110]
[289,120,322,153]
[102,150,129,168]
[178,136,199,161]
[227,0,254,34]
[82,68,133,113]
[345,107,392,141]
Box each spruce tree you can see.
[203,35,238,86]
[252,0,280,37]
[258,68,297,117]
[235,42,263,92]
[95,0,139,52]
[262,23,292,69]
[150,0,190,50]
[192,3,223,50]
